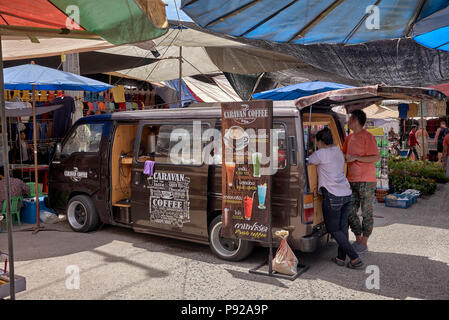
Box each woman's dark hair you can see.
[351,109,367,126]
[316,127,334,146]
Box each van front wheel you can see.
[67,195,100,233]
[209,215,254,261]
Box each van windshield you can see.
[62,123,104,156]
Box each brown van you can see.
[48,102,346,261]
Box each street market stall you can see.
[295,84,448,209]
[3,62,112,233]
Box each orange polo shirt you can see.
[343,129,379,183]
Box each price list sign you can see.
[221,101,273,243]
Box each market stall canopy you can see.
[431,82,449,96]
[295,85,447,112]
[99,25,303,82]
[5,100,62,117]
[180,0,448,45]
[183,75,241,102]
[0,0,168,44]
[3,52,157,75]
[252,81,353,100]
[413,4,449,51]
[0,36,112,60]
[182,14,449,87]
[3,63,113,91]
[334,103,399,119]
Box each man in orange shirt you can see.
[343,110,380,253]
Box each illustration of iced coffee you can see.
[225,161,235,187]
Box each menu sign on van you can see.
[221,101,273,243]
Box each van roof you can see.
[84,102,300,121]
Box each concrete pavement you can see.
[1,183,449,300]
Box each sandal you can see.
[347,258,364,269]
[331,257,345,266]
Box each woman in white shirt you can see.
[308,128,363,269]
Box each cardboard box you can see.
[0,273,26,298]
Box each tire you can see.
[67,195,100,233]
[208,215,254,261]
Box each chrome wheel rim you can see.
[211,221,241,258]
[68,201,87,229]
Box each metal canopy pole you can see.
[31,84,42,234]
[178,46,182,108]
[0,35,15,300]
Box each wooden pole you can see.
[178,46,182,108]
[32,84,41,232]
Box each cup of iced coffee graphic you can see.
[225,161,235,187]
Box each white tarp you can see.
[1,36,112,60]
[183,76,241,102]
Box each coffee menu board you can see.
[221,100,273,243]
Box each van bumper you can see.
[299,224,328,253]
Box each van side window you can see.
[212,123,287,170]
[61,123,104,156]
[138,123,209,165]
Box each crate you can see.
[399,150,408,157]
[384,194,413,209]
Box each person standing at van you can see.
[434,121,448,162]
[308,128,363,269]
[343,110,380,253]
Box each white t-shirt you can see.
[308,145,352,197]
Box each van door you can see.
[49,121,106,213]
[130,120,213,240]
[303,113,345,226]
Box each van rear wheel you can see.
[67,195,100,233]
[208,215,254,261]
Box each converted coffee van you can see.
[48,101,346,261]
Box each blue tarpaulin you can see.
[252,81,353,100]
[181,0,449,46]
[413,4,449,51]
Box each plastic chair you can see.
[26,182,43,197]
[0,196,24,227]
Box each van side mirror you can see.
[55,143,62,160]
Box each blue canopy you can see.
[253,81,353,100]
[3,64,113,92]
[181,0,449,46]
[413,4,449,51]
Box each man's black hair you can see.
[350,109,367,127]
[315,127,334,146]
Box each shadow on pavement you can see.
[373,182,449,231]
[297,242,449,300]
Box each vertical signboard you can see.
[221,100,273,243]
